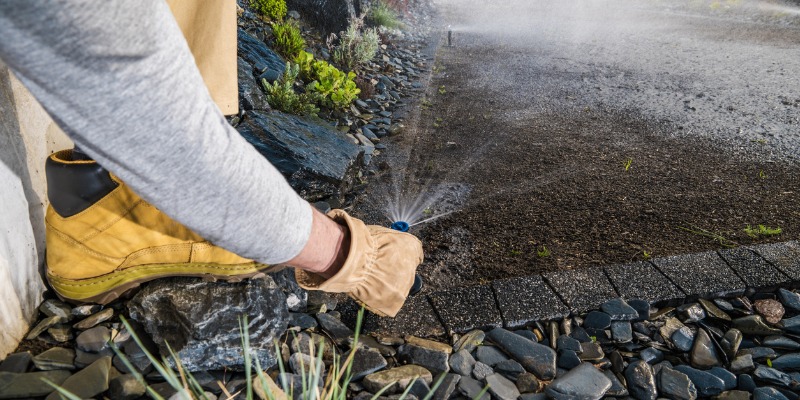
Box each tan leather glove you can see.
[295,209,423,317]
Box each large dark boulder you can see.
[286,0,364,35]
[236,110,362,201]
[238,57,270,111]
[237,28,285,75]
[128,276,288,371]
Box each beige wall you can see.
[0,61,72,358]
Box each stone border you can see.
[344,241,800,337]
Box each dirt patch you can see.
[356,33,800,291]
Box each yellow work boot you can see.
[44,149,273,304]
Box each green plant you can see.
[537,245,551,258]
[744,224,782,238]
[677,225,737,248]
[272,20,306,59]
[250,0,288,21]
[294,51,360,109]
[510,249,522,256]
[642,250,651,260]
[438,85,447,95]
[262,63,320,116]
[622,158,633,171]
[759,170,768,179]
[368,1,403,29]
[331,18,380,72]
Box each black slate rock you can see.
[625,360,657,400]
[674,365,726,397]
[487,328,557,380]
[601,298,639,320]
[583,311,612,330]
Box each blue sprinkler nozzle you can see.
[390,220,423,295]
[390,220,410,232]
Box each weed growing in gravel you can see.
[250,0,287,21]
[48,308,444,400]
[438,85,447,95]
[678,225,737,248]
[263,63,321,116]
[368,1,403,29]
[642,250,651,260]
[744,224,782,238]
[331,17,380,72]
[537,245,551,258]
[272,20,306,59]
[759,170,768,179]
[622,158,633,171]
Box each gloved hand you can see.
[295,209,423,317]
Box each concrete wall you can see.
[0,61,73,358]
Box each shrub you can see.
[250,0,287,21]
[262,63,320,116]
[330,19,380,72]
[294,51,361,109]
[368,1,403,29]
[272,20,306,59]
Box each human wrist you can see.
[285,206,350,278]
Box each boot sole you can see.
[47,262,275,305]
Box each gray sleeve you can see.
[0,0,312,264]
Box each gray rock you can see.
[76,326,111,353]
[26,315,61,339]
[515,373,541,393]
[457,376,490,400]
[128,276,288,371]
[772,353,800,371]
[475,345,509,367]
[39,299,73,323]
[658,367,697,400]
[400,343,450,375]
[472,362,493,381]
[716,390,753,400]
[674,365,726,397]
[691,329,722,368]
[781,315,800,334]
[661,317,688,342]
[640,347,664,364]
[73,308,114,330]
[289,353,323,376]
[738,373,756,392]
[449,349,476,376]
[603,369,628,397]
[0,370,71,398]
[515,330,539,343]
[431,373,460,400]
[557,335,581,352]
[44,356,111,400]
[71,304,102,317]
[108,374,146,400]
[753,387,790,400]
[628,299,651,321]
[236,111,362,201]
[407,380,432,399]
[708,367,737,390]
[733,315,783,336]
[47,325,72,343]
[583,311,612,330]
[611,321,633,343]
[546,362,611,400]
[0,352,32,373]
[729,354,755,373]
[485,374,520,400]
[764,335,800,350]
[779,289,800,311]
[495,359,525,380]
[75,348,114,368]
[579,342,604,361]
[601,298,639,320]
[269,268,307,313]
[288,313,317,329]
[672,326,696,352]
[363,365,432,395]
[354,335,396,356]
[284,0,363,35]
[306,291,338,313]
[754,366,792,387]
[698,298,732,321]
[316,313,354,346]
[32,347,76,371]
[625,360,657,400]
[679,303,707,323]
[720,329,743,360]
[487,328,557,380]
[739,347,778,361]
[558,350,581,370]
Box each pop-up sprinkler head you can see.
[390,221,423,295]
[390,220,410,232]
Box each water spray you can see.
[390,220,424,295]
